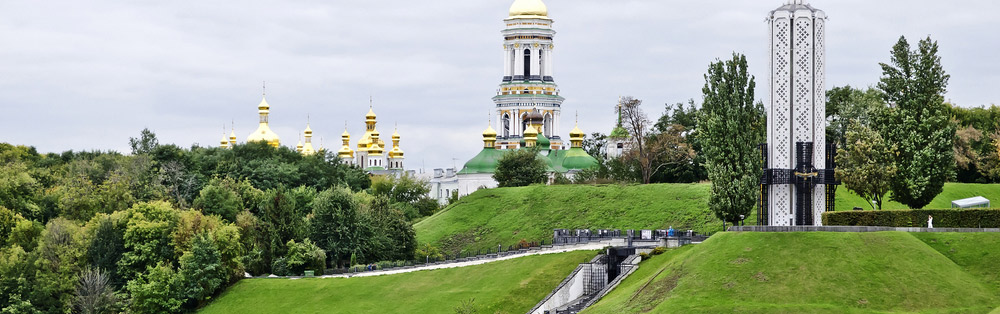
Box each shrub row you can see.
[822,209,1000,228]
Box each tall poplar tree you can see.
[699,54,765,226]
[876,36,955,209]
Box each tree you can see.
[698,53,765,226]
[85,215,125,288]
[836,122,898,210]
[825,86,885,148]
[192,179,243,222]
[32,218,86,313]
[493,148,547,187]
[126,263,181,314]
[283,239,325,275]
[877,36,955,209]
[129,128,160,156]
[176,233,225,308]
[309,188,359,268]
[73,267,120,314]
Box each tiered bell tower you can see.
[493,0,564,150]
[760,0,838,226]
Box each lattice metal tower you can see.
[760,0,838,226]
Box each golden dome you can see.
[366,108,377,120]
[304,124,313,136]
[509,0,548,18]
[483,125,498,138]
[524,125,538,137]
[570,125,585,138]
[258,97,270,111]
[392,129,401,140]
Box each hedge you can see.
[822,209,1000,228]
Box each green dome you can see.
[459,148,506,174]
[609,126,629,138]
[537,133,551,149]
[561,147,598,170]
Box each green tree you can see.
[0,245,39,313]
[876,36,955,209]
[309,188,359,268]
[259,187,304,261]
[698,53,765,226]
[825,86,885,148]
[126,263,181,314]
[493,148,547,187]
[129,128,160,156]
[85,215,125,288]
[33,218,85,313]
[176,233,225,308]
[836,122,899,210]
[192,179,243,222]
[283,238,325,275]
[117,201,180,284]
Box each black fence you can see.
[323,239,556,276]
[553,228,709,245]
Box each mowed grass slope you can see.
[911,232,1000,293]
[414,184,718,252]
[200,250,596,314]
[585,232,1000,313]
[416,183,999,253]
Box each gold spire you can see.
[246,93,281,147]
[301,118,315,156]
[524,125,538,148]
[338,123,354,159]
[229,121,237,146]
[508,0,549,19]
[389,123,404,159]
[357,101,384,152]
[569,112,585,148]
[220,125,230,149]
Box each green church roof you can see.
[561,147,599,170]
[458,148,506,174]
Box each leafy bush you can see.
[284,239,325,276]
[271,258,289,276]
[651,247,666,255]
[823,209,1000,228]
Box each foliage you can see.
[309,188,359,268]
[283,238,325,276]
[823,209,1000,228]
[117,201,179,284]
[358,196,417,263]
[835,122,899,210]
[192,178,243,222]
[699,53,765,225]
[85,215,126,288]
[126,263,182,314]
[176,233,226,308]
[493,148,547,188]
[453,298,476,314]
[825,86,886,148]
[73,267,120,314]
[0,245,38,312]
[32,217,85,313]
[370,174,437,220]
[877,36,956,209]
[129,128,160,156]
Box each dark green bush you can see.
[651,247,667,255]
[823,209,1000,228]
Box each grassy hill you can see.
[585,232,1000,313]
[415,183,999,253]
[414,184,719,253]
[200,250,596,314]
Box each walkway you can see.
[308,241,613,279]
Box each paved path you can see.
[308,241,612,279]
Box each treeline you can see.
[0,130,438,313]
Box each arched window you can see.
[502,114,511,137]
[523,49,531,79]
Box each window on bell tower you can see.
[523,49,531,80]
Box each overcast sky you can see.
[2,0,998,170]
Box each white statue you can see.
[927,215,934,229]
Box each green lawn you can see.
[414,184,720,253]
[416,183,999,253]
[911,232,1000,294]
[585,232,1000,313]
[834,183,1000,211]
[200,250,596,314]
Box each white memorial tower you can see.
[493,0,564,150]
[761,0,837,226]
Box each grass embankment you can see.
[200,250,596,314]
[414,184,718,252]
[585,232,1000,313]
[416,183,998,253]
[834,183,1000,211]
